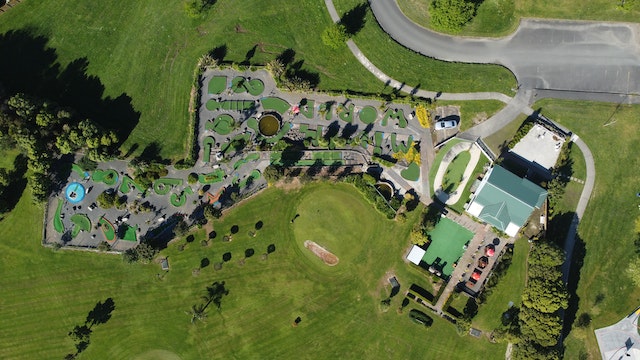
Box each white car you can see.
[434,120,458,130]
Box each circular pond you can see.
[375,182,394,200]
[65,182,86,203]
[258,113,281,137]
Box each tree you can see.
[429,0,477,33]
[123,248,139,263]
[266,59,285,79]
[187,172,198,184]
[136,243,157,263]
[97,190,116,209]
[262,165,283,184]
[187,303,208,324]
[203,204,222,221]
[184,0,215,18]
[410,227,429,246]
[321,23,348,49]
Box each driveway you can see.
[369,0,640,96]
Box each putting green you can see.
[401,162,420,181]
[121,225,137,242]
[199,170,225,184]
[99,217,116,242]
[261,97,290,114]
[120,176,145,194]
[209,114,235,135]
[292,185,379,270]
[54,198,65,233]
[153,178,183,195]
[208,76,227,94]
[423,218,474,277]
[70,214,91,238]
[170,187,193,207]
[92,169,118,185]
[359,106,377,124]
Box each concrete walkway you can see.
[432,142,481,205]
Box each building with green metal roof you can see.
[466,165,547,237]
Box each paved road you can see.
[369,0,640,97]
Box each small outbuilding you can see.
[406,245,426,265]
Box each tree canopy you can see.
[429,0,479,33]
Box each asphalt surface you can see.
[369,0,640,96]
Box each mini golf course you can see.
[199,170,225,184]
[207,114,235,135]
[359,106,377,124]
[120,176,145,194]
[401,163,420,181]
[170,187,194,207]
[121,225,137,242]
[422,218,474,277]
[153,178,183,195]
[230,76,264,96]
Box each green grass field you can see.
[0,1,514,160]
[398,0,640,37]
[442,151,471,191]
[0,183,509,359]
[472,238,529,331]
[530,99,640,358]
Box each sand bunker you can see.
[304,240,339,266]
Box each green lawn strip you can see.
[449,154,489,213]
[208,76,227,94]
[121,225,137,242]
[482,114,527,155]
[153,178,183,195]
[119,175,145,194]
[472,238,529,331]
[568,142,587,180]
[261,97,290,114]
[203,136,214,163]
[528,99,639,357]
[436,100,507,132]
[198,169,225,184]
[442,151,472,190]
[428,138,464,192]
[53,198,65,233]
[397,0,640,37]
[99,216,116,242]
[70,213,91,238]
[91,169,118,186]
[0,185,506,359]
[401,162,421,181]
[299,100,314,118]
[358,106,377,124]
[335,0,515,94]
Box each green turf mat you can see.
[359,106,377,124]
[199,169,225,184]
[338,104,354,123]
[299,100,314,119]
[261,97,290,114]
[92,169,118,185]
[121,225,137,242]
[246,79,264,96]
[54,198,65,233]
[153,178,183,195]
[208,76,227,94]
[212,114,234,135]
[99,217,116,242]
[401,162,421,181]
[119,175,145,194]
[70,213,91,238]
[203,137,214,163]
[423,218,473,277]
[206,100,220,111]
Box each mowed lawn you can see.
[398,0,640,37]
[531,99,640,358]
[0,183,506,359]
[0,1,514,160]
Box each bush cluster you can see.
[342,174,396,219]
[507,121,534,149]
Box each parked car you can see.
[434,119,458,130]
[88,203,97,211]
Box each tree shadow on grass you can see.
[0,29,140,144]
[85,297,116,328]
[0,154,27,214]
[340,2,368,36]
[208,44,227,63]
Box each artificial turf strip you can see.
[203,137,214,163]
[119,176,145,194]
[212,114,234,135]
[153,178,183,195]
[121,225,137,242]
[198,169,225,184]
[91,169,118,186]
[423,218,474,277]
[54,198,65,233]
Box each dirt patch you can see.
[472,111,488,125]
[304,240,339,266]
[274,177,303,191]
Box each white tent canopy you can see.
[406,245,426,265]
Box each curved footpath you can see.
[324,0,596,314]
